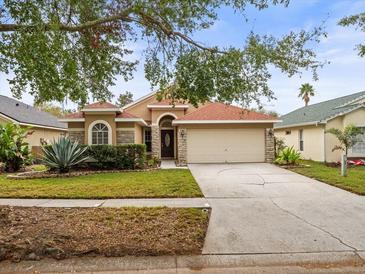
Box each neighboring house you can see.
[60,92,279,165]
[274,91,365,163]
[0,95,67,150]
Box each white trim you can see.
[58,118,85,122]
[67,128,85,132]
[87,120,112,145]
[147,104,189,109]
[0,113,67,131]
[81,108,121,112]
[173,119,281,125]
[156,113,178,125]
[274,121,319,129]
[114,118,148,126]
[116,128,135,132]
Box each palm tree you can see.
[326,124,363,176]
[298,83,315,106]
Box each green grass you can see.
[0,169,203,199]
[291,160,365,195]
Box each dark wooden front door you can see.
[161,130,174,158]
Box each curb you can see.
[0,251,364,273]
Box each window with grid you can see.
[92,123,109,145]
[352,127,365,154]
[144,129,152,152]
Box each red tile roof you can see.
[84,102,119,109]
[63,112,84,119]
[176,103,278,121]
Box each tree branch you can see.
[0,9,224,53]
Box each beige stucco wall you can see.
[276,108,365,163]
[0,118,64,146]
[151,109,185,124]
[325,108,365,161]
[343,108,365,127]
[116,122,135,128]
[68,122,84,128]
[134,124,143,144]
[27,128,64,146]
[324,117,343,163]
[125,93,206,123]
[0,117,9,125]
[275,125,325,162]
[84,113,117,145]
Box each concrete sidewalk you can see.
[0,198,210,208]
[1,252,365,273]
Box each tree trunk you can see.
[341,153,347,177]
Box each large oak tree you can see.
[0,0,324,106]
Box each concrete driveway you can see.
[189,163,365,257]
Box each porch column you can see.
[151,125,160,159]
[265,128,275,163]
[177,127,187,166]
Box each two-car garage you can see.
[172,102,278,164]
[186,128,266,163]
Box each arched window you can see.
[160,118,173,128]
[91,123,109,145]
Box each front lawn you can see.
[291,160,365,195]
[0,169,203,198]
[0,206,209,262]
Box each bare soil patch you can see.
[0,206,209,262]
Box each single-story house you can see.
[60,92,279,165]
[274,91,365,162]
[0,95,67,152]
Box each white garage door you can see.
[187,128,265,163]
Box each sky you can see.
[0,0,364,115]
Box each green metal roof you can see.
[275,91,365,128]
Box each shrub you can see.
[88,145,117,169]
[0,123,32,172]
[275,146,301,165]
[88,144,146,170]
[42,137,89,173]
[274,137,286,157]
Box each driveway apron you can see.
[188,163,365,255]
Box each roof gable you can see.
[276,91,365,128]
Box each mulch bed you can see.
[0,206,210,262]
[6,167,160,180]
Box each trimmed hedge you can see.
[88,144,146,170]
[43,144,146,170]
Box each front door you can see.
[161,130,174,158]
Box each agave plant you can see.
[275,146,301,165]
[42,137,89,173]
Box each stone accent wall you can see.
[265,128,275,163]
[177,127,187,166]
[68,131,85,144]
[151,125,160,158]
[117,130,135,144]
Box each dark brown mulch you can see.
[0,206,209,262]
